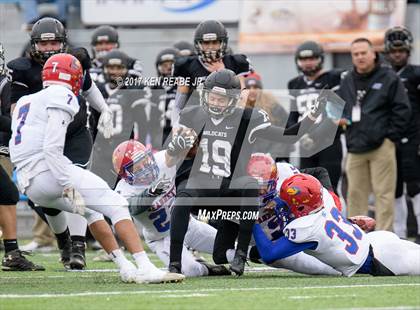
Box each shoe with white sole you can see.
[136,262,185,284]
[119,262,139,283]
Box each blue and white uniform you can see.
[115,150,217,277]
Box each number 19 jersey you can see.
[283,189,370,276]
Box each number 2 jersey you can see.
[115,150,176,242]
[283,189,370,276]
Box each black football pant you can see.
[169,176,259,265]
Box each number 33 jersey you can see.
[115,150,176,242]
[283,188,370,276]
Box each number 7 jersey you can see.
[283,188,370,276]
[10,85,79,172]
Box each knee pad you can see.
[42,207,62,216]
[407,181,420,197]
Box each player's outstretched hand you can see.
[349,215,376,233]
[309,87,328,120]
[63,186,86,215]
[99,107,114,139]
[167,127,198,157]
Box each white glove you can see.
[98,107,114,139]
[63,186,86,215]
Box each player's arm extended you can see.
[253,223,317,264]
[255,116,315,144]
[43,108,73,188]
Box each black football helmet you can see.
[91,25,119,59]
[155,48,179,77]
[384,26,413,53]
[30,17,67,63]
[173,41,195,56]
[200,69,240,118]
[194,20,228,63]
[0,43,5,75]
[102,50,129,86]
[295,41,324,76]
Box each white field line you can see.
[0,283,419,299]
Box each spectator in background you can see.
[339,37,411,231]
[241,74,292,161]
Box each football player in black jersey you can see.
[287,41,343,192]
[172,20,250,126]
[151,47,180,146]
[91,49,153,187]
[7,17,114,269]
[168,69,326,276]
[384,27,420,243]
[0,43,45,271]
[89,25,143,83]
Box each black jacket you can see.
[339,65,411,153]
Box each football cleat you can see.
[2,250,45,271]
[200,262,231,276]
[59,238,72,269]
[119,262,138,283]
[168,261,182,274]
[229,249,247,276]
[137,260,185,283]
[69,241,86,270]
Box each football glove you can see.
[167,127,197,157]
[308,87,328,120]
[348,215,376,233]
[0,146,9,157]
[148,176,172,197]
[63,186,85,216]
[98,106,114,139]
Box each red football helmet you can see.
[279,173,323,218]
[42,53,83,95]
[112,140,159,185]
[247,153,278,206]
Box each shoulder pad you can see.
[176,55,194,67]
[6,57,32,71]
[44,86,79,117]
[231,54,248,64]
[287,76,302,89]
[68,47,92,71]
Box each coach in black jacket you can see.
[339,38,410,231]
